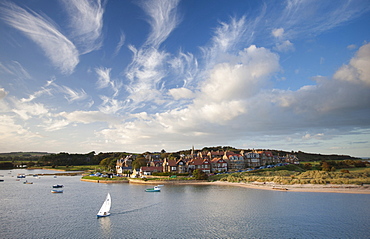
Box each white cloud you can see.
[272,28,284,38]
[334,43,370,86]
[0,88,7,100]
[0,61,31,79]
[276,0,370,40]
[125,46,168,107]
[59,110,120,124]
[60,86,88,103]
[61,0,104,54]
[199,45,280,103]
[96,67,112,89]
[140,0,181,47]
[113,31,125,56]
[95,67,122,97]
[0,115,41,152]
[0,1,79,74]
[168,88,195,100]
[12,100,49,120]
[274,40,294,52]
[347,44,357,50]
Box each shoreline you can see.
[128,179,370,194]
[79,177,370,194]
[201,181,370,194]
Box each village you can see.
[116,147,299,178]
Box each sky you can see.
[1,0,370,157]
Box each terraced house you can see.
[118,148,299,177]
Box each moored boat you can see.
[51,189,63,193]
[145,185,162,192]
[52,184,64,188]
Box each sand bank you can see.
[201,181,370,194]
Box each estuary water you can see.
[1,169,369,238]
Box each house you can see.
[245,151,260,168]
[116,155,134,174]
[223,152,245,170]
[257,151,273,165]
[207,151,224,159]
[163,158,187,174]
[140,166,163,176]
[187,158,211,174]
[210,158,228,172]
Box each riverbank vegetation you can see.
[209,164,370,185]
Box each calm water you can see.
[1,169,369,239]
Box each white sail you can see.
[97,193,111,217]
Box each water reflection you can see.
[98,217,112,238]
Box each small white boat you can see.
[97,193,111,218]
[52,184,64,188]
[145,185,163,192]
[51,189,63,193]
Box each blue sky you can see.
[1,0,370,157]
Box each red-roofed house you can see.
[187,158,211,174]
[210,158,228,172]
[140,166,163,176]
[163,158,187,174]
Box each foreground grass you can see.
[209,165,370,185]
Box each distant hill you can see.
[0,152,53,160]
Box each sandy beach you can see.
[204,181,370,194]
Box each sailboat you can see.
[97,193,111,218]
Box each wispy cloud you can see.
[122,0,182,110]
[0,1,79,74]
[277,0,370,40]
[140,0,181,47]
[95,67,122,97]
[113,31,125,57]
[0,61,31,79]
[60,0,105,54]
[0,115,41,152]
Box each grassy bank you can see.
[210,165,370,185]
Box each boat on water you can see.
[145,185,162,192]
[51,189,63,193]
[17,175,26,178]
[52,184,64,188]
[97,193,111,218]
[23,181,33,184]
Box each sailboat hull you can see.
[97,213,110,218]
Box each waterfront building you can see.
[210,158,228,172]
[187,158,211,174]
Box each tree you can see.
[303,163,312,170]
[321,161,331,171]
[193,169,208,180]
[132,154,147,169]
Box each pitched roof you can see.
[140,166,162,172]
